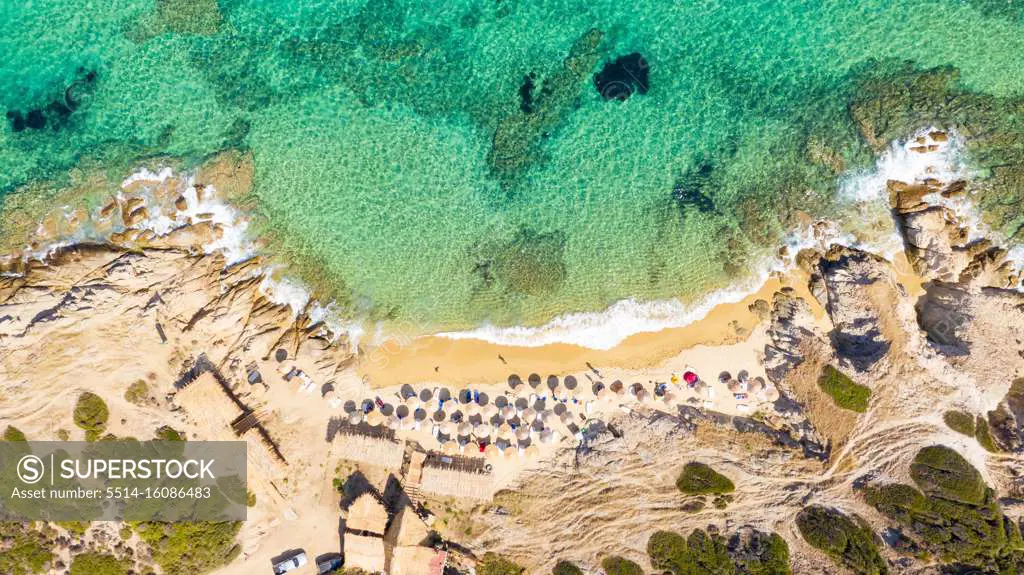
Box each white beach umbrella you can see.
[515,426,531,441]
[386,415,400,430]
[516,384,534,398]
[441,422,456,436]
[458,422,473,436]
[366,410,383,427]
[764,385,780,402]
[500,405,516,421]
[466,403,481,418]
[404,395,422,410]
[442,441,459,455]
[560,411,575,425]
[482,404,499,419]
[347,411,363,425]
[474,423,492,439]
[497,423,514,440]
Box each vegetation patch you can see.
[601,556,644,575]
[817,365,870,413]
[134,521,241,575]
[552,560,583,575]
[3,425,27,441]
[477,553,524,575]
[73,392,110,441]
[69,552,129,575]
[647,528,791,575]
[974,416,999,452]
[796,505,887,575]
[863,444,1024,570]
[155,425,185,441]
[0,523,53,575]
[676,462,735,495]
[124,380,150,404]
[943,410,976,437]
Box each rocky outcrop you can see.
[817,245,903,371]
[763,289,824,385]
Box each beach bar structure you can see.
[333,425,406,470]
[413,453,494,500]
[343,492,389,573]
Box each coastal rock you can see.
[763,288,824,385]
[987,378,1024,452]
[817,245,900,371]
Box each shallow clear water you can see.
[2,0,1023,330]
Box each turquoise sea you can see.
[2,0,1024,332]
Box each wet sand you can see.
[357,274,825,389]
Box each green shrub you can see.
[0,524,52,575]
[155,425,185,441]
[553,560,583,575]
[476,553,524,575]
[863,444,1023,568]
[601,556,643,575]
[647,528,791,575]
[3,425,27,441]
[796,506,887,575]
[943,410,975,437]
[975,416,999,453]
[676,462,735,495]
[817,365,870,412]
[134,522,241,575]
[124,380,149,404]
[69,552,129,575]
[246,490,257,507]
[74,392,109,441]
[910,445,985,505]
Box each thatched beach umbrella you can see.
[719,371,732,384]
[521,407,537,423]
[458,422,473,436]
[497,423,514,440]
[442,441,459,455]
[414,408,428,422]
[540,429,558,444]
[419,387,433,402]
[507,374,523,390]
[366,410,383,427]
[636,389,651,404]
[400,384,416,399]
[516,425,531,441]
[348,411,364,425]
[484,444,500,460]
[610,380,625,396]
[528,373,542,389]
[564,375,578,391]
[727,380,740,393]
[494,395,509,409]
[764,385,780,402]
[474,422,492,439]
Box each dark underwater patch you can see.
[594,52,649,101]
[5,68,96,134]
[672,160,717,214]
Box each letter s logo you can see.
[17,455,44,484]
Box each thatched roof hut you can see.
[418,457,494,500]
[334,429,405,470]
[390,547,446,575]
[386,505,430,548]
[346,492,389,535]
[343,533,386,573]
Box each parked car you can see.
[273,552,307,574]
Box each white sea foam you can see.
[434,128,990,350]
[839,127,969,203]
